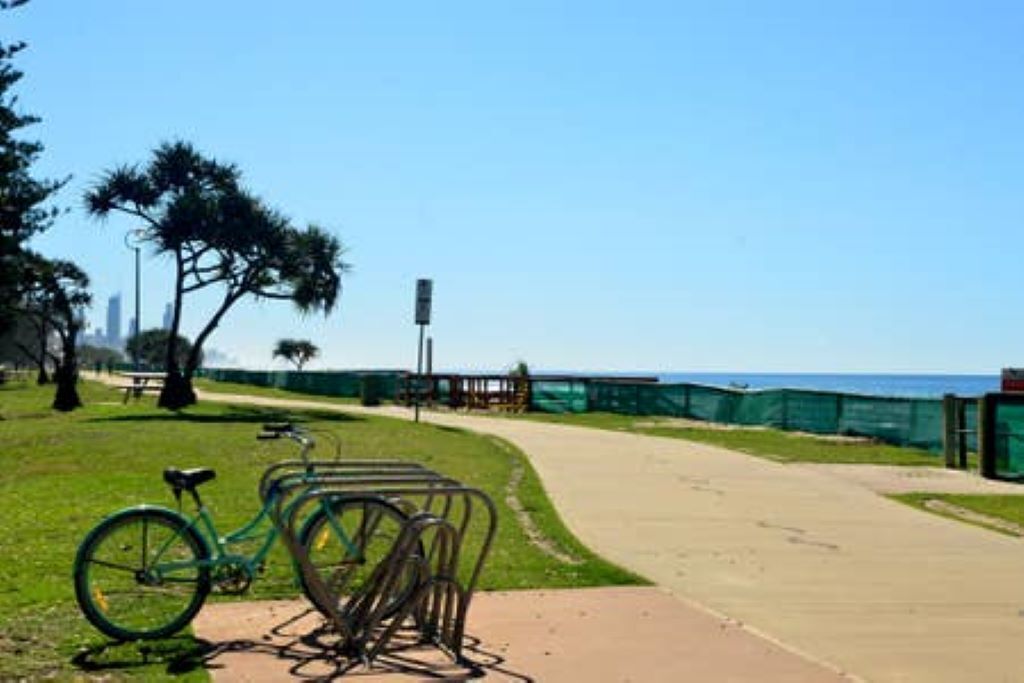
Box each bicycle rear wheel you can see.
[297,495,423,619]
[74,508,210,641]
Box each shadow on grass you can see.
[71,636,210,677]
[430,424,469,435]
[86,407,365,426]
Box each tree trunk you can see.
[158,253,193,410]
[160,370,195,409]
[181,288,242,401]
[52,323,81,411]
[36,321,49,384]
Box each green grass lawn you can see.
[514,410,948,466]
[0,380,640,680]
[890,493,1024,536]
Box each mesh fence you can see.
[534,379,961,452]
[199,368,405,399]
[530,380,588,413]
[993,402,1024,478]
[198,368,970,454]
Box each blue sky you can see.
[7,1,1024,373]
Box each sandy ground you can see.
[90,378,1024,680]
[192,588,847,682]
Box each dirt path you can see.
[97,379,1024,680]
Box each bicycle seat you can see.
[163,467,216,491]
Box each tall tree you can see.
[0,0,84,410]
[85,141,349,409]
[273,338,320,371]
[0,0,68,333]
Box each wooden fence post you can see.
[957,398,968,470]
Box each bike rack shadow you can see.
[75,606,534,681]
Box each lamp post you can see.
[124,230,145,371]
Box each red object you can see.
[1001,369,1024,392]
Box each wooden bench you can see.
[0,369,31,385]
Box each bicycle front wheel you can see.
[74,508,211,641]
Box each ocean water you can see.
[655,373,999,398]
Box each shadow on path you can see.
[72,607,533,681]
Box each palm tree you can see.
[85,141,349,408]
[273,339,319,371]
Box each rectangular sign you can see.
[415,278,433,325]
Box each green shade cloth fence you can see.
[532,380,977,453]
[992,400,1024,479]
[195,368,976,454]
[197,368,406,400]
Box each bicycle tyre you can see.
[297,495,424,620]
[74,507,211,641]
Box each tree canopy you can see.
[85,141,349,409]
[0,5,68,334]
[78,344,124,368]
[508,360,530,378]
[273,338,320,371]
[126,328,199,369]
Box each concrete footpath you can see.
[136,382,1024,681]
[193,587,843,682]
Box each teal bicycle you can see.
[73,423,420,641]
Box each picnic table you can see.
[116,371,167,403]
[0,368,31,384]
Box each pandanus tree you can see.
[85,141,349,409]
[273,338,320,371]
[14,253,90,410]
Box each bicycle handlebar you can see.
[256,422,336,460]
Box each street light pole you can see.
[124,230,145,371]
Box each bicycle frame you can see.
[147,475,363,583]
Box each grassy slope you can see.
[890,493,1024,537]
[0,381,640,680]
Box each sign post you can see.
[414,279,432,422]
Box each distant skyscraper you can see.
[162,303,173,330]
[128,317,138,340]
[106,294,122,346]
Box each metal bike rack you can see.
[259,459,497,665]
